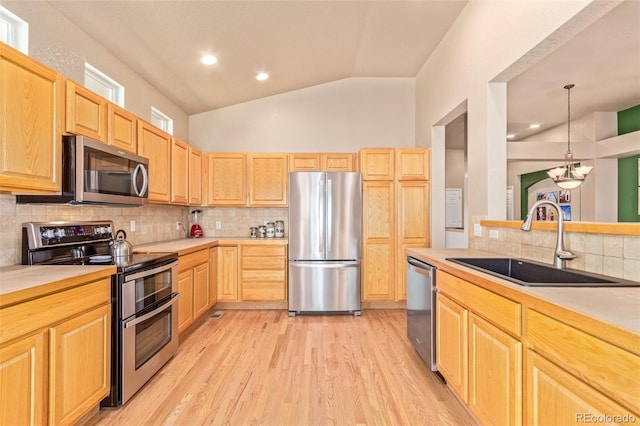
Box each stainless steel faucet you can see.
[521,199,576,269]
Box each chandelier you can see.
[547,84,593,190]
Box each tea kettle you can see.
[111,229,132,259]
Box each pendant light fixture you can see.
[547,84,593,190]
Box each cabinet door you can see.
[0,333,46,426]
[248,153,288,205]
[240,245,287,301]
[137,120,172,203]
[217,246,239,301]
[171,138,189,205]
[525,350,632,425]
[49,304,110,426]
[468,313,522,426]
[0,44,61,193]
[208,154,246,205]
[359,148,394,181]
[189,147,203,205]
[209,247,218,306]
[321,153,357,172]
[436,293,468,402]
[289,153,321,172]
[361,181,395,301]
[177,268,194,333]
[65,80,107,142]
[108,103,137,152]
[193,262,210,319]
[396,181,430,300]
[396,148,430,180]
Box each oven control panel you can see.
[23,221,115,249]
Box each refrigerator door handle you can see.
[319,175,325,254]
[327,177,332,253]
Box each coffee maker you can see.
[189,209,203,238]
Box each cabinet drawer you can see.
[437,270,521,336]
[0,278,110,345]
[241,245,286,257]
[242,269,286,282]
[526,309,640,414]
[241,282,286,301]
[179,249,209,271]
[241,257,285,270]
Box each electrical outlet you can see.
[130,220,136,232]
[489,229,499,239]
[215,221,222,230]
[474,224,482,237]
[176,221,182,230]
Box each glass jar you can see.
[275,220,285,238]
[250,227,257,238]
[266,222,275,238]
[258,225,266,238]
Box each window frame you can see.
[84,62,125,107]
[0,6,29,54]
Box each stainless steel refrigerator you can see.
[288,172,362,316]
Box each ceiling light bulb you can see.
[529,124,541,129]
[507,134,515,139]
[201,55,217,65]
[256,73,269,81]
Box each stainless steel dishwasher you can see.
[406,256,445,382]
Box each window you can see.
[0,6,28,54]
[85,63,124,107]
[151,107,173,135]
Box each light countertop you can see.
[134,237,288,256]
[407,248,640,351]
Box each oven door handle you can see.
[124,260,179,282]
[124,294,179,329]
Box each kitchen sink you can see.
[446,257,639,287]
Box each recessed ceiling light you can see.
[507,134,516,139]
[256,73,269,81]
[529,124,541,129]
[201,55,217,65]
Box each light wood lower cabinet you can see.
[525,309,640,420]
[0,276,111,425]
[217,246,239,301]
[209,247,218,306]
[177,249,210,333]
[436,270,522,425]
[436,292,468,402]
[240,245,287,301]
[49,304,110,425]
[0,333,46,425]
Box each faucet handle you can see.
[557,250,577,260]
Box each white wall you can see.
[415,0,620,247]
[189,78,415,152]
[1,1,189,140]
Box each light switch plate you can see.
[130,220,136,232]
[215,221,222,229]
[489,229,499,239]
[474,224,482,237]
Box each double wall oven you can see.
[22,221,179,407]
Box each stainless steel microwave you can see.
[18,135,149,206]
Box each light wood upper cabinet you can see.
[359,148,394,181]
[137,120,172,203]
[0,43,62,194]
[248,153,288,206]
[289,153,357,172]
[322,153,357,172]
[65,80,108,142]
[170,137,189,205]
[108,103,137,152]
[208,153,246,205]
[396,148,430,180]
[189,147,203,205]
[289,154,321,172]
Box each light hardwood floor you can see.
[89,309,475,425]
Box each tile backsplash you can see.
[0,194,288,267]
[470,216,640,282]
